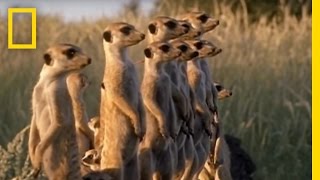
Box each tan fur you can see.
[100,22,145,180]
[28,44,91,180]
[214,82,233,100]
[88,116,102,150]
[66,72,94,176]
[198,137,232,180]
[179,11,220,113]
[178,11,219,38]
[184,39,222,179]
[166,39,200,180]
[82,149,101,172]
[147,16,188,43]
[139,41,181,180]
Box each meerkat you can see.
[178,11,220,39]
[165,39,200,180]
[82,149,101,172]
[28,43,92,179]
[147,16,189,43]
[179,11,220,115]
[198,137,232,180]
[183,39,222,179]
[100,22,146,180]
[146,16,191,174]
[66,72,95,176]
[88,116,102,150]
[214,82,233,100]
[139,41,181,180]
[66,73,94,156]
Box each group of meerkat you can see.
[28,11,233,180]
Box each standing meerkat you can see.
[66,73,94,157]
[179,11,220,114]
[139,41,181,180]
[146,16,190,174]
[100,22,146,180]
[88,116,102,150]
[167,39,199,180]
[184,39,222,179]
[28,44,92,179]
[66,72,94,176]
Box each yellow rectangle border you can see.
[313,0,318,179]
[8,8,37,49]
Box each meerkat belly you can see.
[144,111,170,150]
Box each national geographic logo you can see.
[7,8,37,49]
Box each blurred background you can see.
[0,0,311,179]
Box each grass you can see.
[0,2,311,180]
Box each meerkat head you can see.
[147,16,189,42]
[144,41,181,64]
[82,149,101,171]
[214,82,233,100]
[185,39,222,58]
[177,20,201,39]
[67,73,89,98]
[43,44,91,72]
[169,39,199,61]
[102,22,145,47]
[179,11,219,35]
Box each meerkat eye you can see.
[120,26,131,35]
[182,24,190,32]
[194,42,203,50]
[164,21,177,29]
[64,48,77,59]
[198,14,209,23]
[88,154,94,159]
[215,85,223,92]
[178,45,188,52]
[159,44,170,53]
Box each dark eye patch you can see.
[178,45,188,52]
[194,42,203,50]
[164,21,177,29]
[215,85,223,92]
[159,44,170,53]
[63,48,77,59]
[120,26,131,35]
[182,24,190,32]
[198,14,209,23]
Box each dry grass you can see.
[0,2,311,180]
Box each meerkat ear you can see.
[148,23,157,34]
[144,48,153,58]
[43,53,52,66]
[103,31,112,43]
